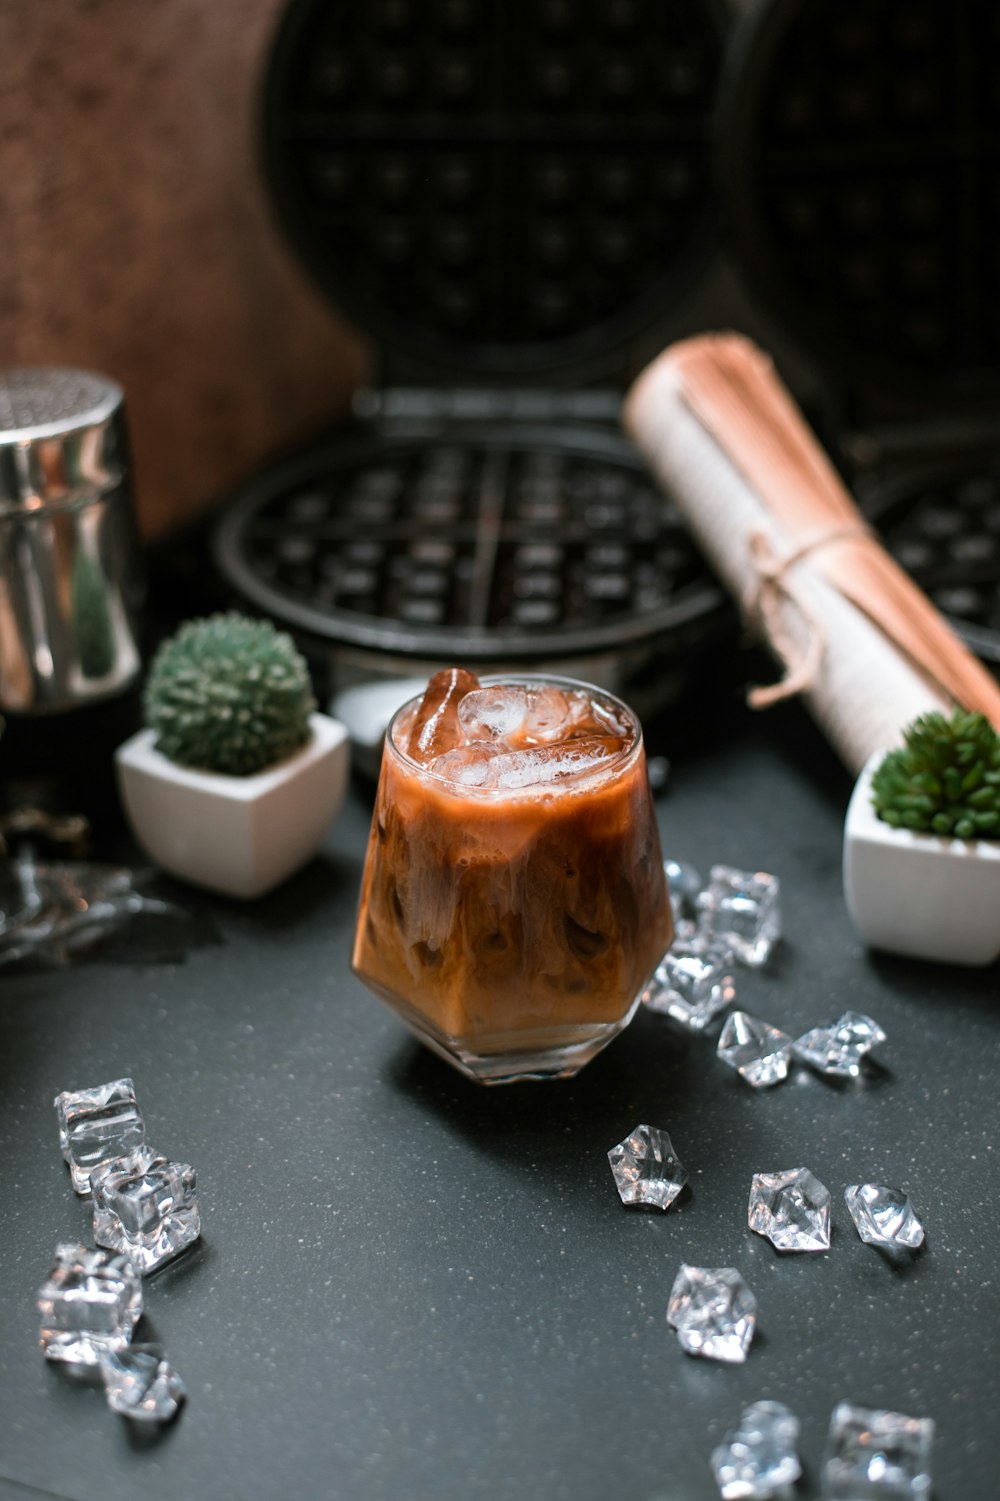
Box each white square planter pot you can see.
[115,714,350,899]
[843,750,1000,966]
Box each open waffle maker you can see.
[216,0,1000,709]
[214,0,733,713]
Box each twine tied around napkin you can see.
[743,524,874,709]
[665,335,1000,728]
[622,332,1000,770]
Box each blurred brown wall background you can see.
[0,0,368,540]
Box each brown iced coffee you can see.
[351,669,672,1082]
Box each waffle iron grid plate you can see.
[214,424,727,677]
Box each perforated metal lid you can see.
[262,0,725,377]
[0,369,127,514]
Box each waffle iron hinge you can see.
[351,385,624,429]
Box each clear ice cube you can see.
[710,1399,802,1500]
[517,685,572,744]
[487,737,617,789]
[37,1243,142,1365]
[793,1012,887,1078]
[608,1124,687,1210]
[1,857,185,969]
[428,743,497,786]
[822,1402,934,1500]
[748,1167,831,1252]
[642,937,735,1033]
[717,1012,793,1088]
[91,1147,200,1275]
[100,1344,186,1423]
[457,685,529,741]
[844,1184,925,1251]
[667,1265,757,1364]
[54,1078,146,1196]
[697,866,781,967]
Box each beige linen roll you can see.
[623,334,1000,774]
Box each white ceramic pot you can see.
[843,750,1000,966]
[115,713,350,899]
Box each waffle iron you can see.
[717,0,1000,667]
[217,0,1000,711]
[214,0,733,713]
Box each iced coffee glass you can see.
[352,668,672,1083]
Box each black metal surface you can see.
[718,0,1000,398]
[1,695,997,1501]
[262,0,725,377]
[863,454,1000,665]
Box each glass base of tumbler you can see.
[388,993,642,1085]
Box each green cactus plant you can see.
[145,612,316,776]
[871,708,1000,839]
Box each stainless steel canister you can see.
[0,369,145,714]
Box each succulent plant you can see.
[871,708,1000,839]
[145,612,316,776]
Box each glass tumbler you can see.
[351,674,672,1083]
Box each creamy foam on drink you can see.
[352,668,672,1057]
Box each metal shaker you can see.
[0,369,145,715]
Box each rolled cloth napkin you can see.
[623,332,1000,774]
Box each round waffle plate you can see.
[862,455,1000,667]
[719,0,1000,396]
[262,0,725,375]
[214,423,727,670]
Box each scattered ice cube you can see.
[667,1264,757,1364]
[710,1400,802,1500]
[91,1147,200,1275]
[54,1078,146,1196]
[457,685,529,741]
[37,1243,142,1365]
[663,857,702,922]
[697,866,781,967]
[749,1167,831,1252]
[608,1124,687,1210]
[844,1184,925,1252]
[717,1012,793,1088]
[100,1344,186,1424]
[1,858,186,971]
[822,1402,934,1500]
[642,937,735,1033]
[793,1012,886,1078]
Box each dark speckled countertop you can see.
[1,689,997,1501]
